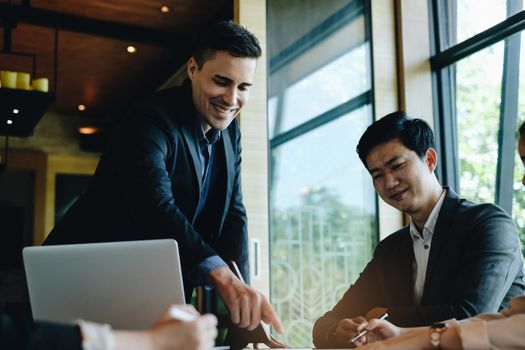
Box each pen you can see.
[350,312,389,343]
[169,306,198,322]
[230,260,245,283]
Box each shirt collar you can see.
[195,119,221,146]
[206,128,221,145]
[409,188,447,240]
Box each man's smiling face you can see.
[187,50,257,132]
[366,139,438,215]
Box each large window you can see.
[455,42,504,204]
[514,32,525,252]
[267,0,377,346]
[431,0,525,253]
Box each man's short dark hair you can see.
[192,21,261,69]
[356,111,436,170]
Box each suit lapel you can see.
[172,80,203,195]
[181,124,203,194]
[397,228,417,304]
[422,187,461,295]
[222,129,234,205]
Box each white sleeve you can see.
[457,319,490,350]
[485,314,525,350]
[457,314,525,350]
[77,320,115,350]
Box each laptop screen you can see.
[23,239,185,329]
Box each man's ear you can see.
[425,148,438,172]
[187,57,198,79]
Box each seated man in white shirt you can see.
[352,121,525,350]
[313,112,524,348]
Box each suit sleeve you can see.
[312,253,383,348]
[1,311,82,350]
[386,204,524,326]
[109,111,218,273]
[214,123,250,283]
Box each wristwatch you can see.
[429,322,448,349]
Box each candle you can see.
[0,70,17,89]
[32,78,49,92]
[16,72,31,90]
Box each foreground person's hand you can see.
[357,330,426,350]
[113,305,218,350]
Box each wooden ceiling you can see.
[0,0,233,122]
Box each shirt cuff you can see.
[443,318,459,326]
[78,320,115,350]
[188,255,228,289]
[457,319,490,350]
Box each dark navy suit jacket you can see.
[44,81,249,299]
[0,310,81,350]
[313,188,525,348]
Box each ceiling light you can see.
[78,126,99,135]
[160,5,170,13]
[78,104,86,111]
[7,120,13,125]
[13,108,19,114]
[127,46,137,53]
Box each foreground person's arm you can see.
[0,305,217,350]
[0,310,82,350]
[357,314,525,350]
[356,322,460,350]
[454,314,525,350]
[112,310,217,350]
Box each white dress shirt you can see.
[409,189,447,304]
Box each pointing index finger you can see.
[262,298,284,334]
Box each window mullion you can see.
[437,66,460,191]
[495,0,523,213]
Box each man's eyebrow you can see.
[369,156,402,175]
[385,156,402,166]
[214,74,253,87]
[214,74,232,82]
[369,167,381,175]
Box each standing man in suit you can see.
[312,112,524,348]
[44,21,283,334]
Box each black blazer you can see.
[44,81,249,297]
[313,188,525,347]
[0,310,81,350]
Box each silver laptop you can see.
[23,239,185,329]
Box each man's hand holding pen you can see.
[334,316,369,347]
[334,309,389,347]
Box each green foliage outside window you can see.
[456,41,525,256]
[270,187,376,346]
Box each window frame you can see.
[266,0,379,344]
[268,0,378,235]
[268,0,374,147]
[430,0,525,214]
